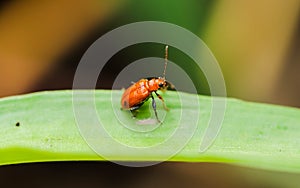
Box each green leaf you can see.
[0,90,299,173]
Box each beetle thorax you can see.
[147,78,165,92]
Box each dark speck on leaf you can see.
[15,122,20,127]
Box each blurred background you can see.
[0,0,299,187]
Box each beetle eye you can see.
[158,83,164,87]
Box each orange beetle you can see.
[121,45,171,123]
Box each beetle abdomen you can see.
[121,79,150,109]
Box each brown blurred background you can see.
[0,0,300,187]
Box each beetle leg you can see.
[129,102,144,118]
[154,91,169,111]
[150,93,161,123]
[130,109,138,118]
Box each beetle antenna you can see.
[163,45,168,79]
